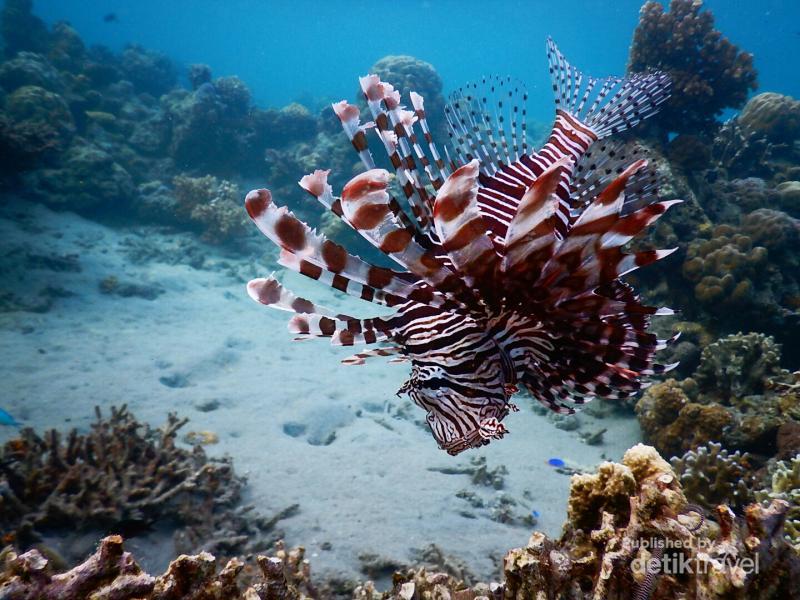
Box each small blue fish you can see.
[0,407,20,427]
[547,457,565,467]
[531,509,541,519]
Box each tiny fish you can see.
[102,13,118,23]
[547,458,566,468]
[244,38,677,455]
[0,408,21,427]
[531,509,541,519]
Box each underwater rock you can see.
[188,63,212,90]
[776,181,800,217]
[628,0,757,134]
[0,0,50,58]
[171,174,250,244]
[120,44,177,97]
[738,92,800,146]
[0,51,64,92]
[22,137,135,212]
[670,442,756,511]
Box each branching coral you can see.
[0,406,294,564]
[755,456,800,550]
[628,0,758,134]
[0,406,239,548]
[670,442,756,510]
[172,174,250,244]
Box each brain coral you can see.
[628,0,757,133]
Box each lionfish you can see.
[244,39,680,455]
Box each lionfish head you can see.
[400,361,512,455]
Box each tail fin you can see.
[546,37,670,138]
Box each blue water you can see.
[35,0,800,120]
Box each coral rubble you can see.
[0,535,319,600]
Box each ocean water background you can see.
[36,0,800,121]
[2,0,799,588]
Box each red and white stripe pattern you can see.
[244,39,678,454]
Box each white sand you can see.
[0,199,643,583]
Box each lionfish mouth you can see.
[244,38,679,454]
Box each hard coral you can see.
[503,444,798,599]
[738,92,800,146]
[637,333,799,458]
[0,406,254,563]
[755,456,800,550]
[695,332,785,402]
[636,379,733,458]
[670,442,756,511]
[628,0,757,134]
[172,174,250,244]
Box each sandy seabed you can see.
[0,198,642,582]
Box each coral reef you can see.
[681,211,800,335]
[628,0,758,134]
[670,442,756,510]
[5,444,797,599]
[636,333,799,458]
[755,456,800,550]
[171,174,250,244]
[712,93,800,182]
[0,406,293,563]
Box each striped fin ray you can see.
[288,312,392,346]
[546,37,671,139]
[339,170,476,305]
[445,75,529,175]
[332,101,376,169]
[410,92,451,183]
[359,75,435,231]
[277,251,437,309]
[246,276,353,319]
[433,160,499,294]
[244,188,444,308]
[570,140,662,214]
[501,157,569,275]
[341,346,404,366]
[298,168,423,251]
